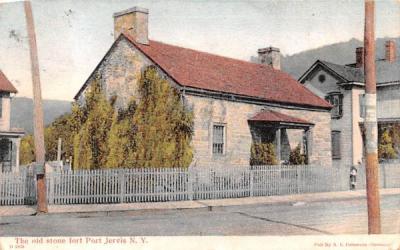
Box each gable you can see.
[303,65,342,96]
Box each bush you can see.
[378,129,397,159]
[250,142,277,166]
[288,144,307,165]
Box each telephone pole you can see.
[24,0,48,213]
[364,0,381,234]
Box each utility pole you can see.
[24,0,48,213]
[364,0,381,234]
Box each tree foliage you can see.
[73,76,114,169]
[20,67,194,169]
[378,129,397,160]
[105,99,137,168]
[288,144,307,165]
[250,142,277,166]
[133,66,194,168]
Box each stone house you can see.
[299,40,400,168]
[0,71,24,172]
[74,7,333,167]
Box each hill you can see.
[252,37,400,79]
[10,97,72,134]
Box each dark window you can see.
[331,131,341,159]
[325,93,343,119]
[318,74,326,83]
[359,94,365,118]
[212,125,224,155]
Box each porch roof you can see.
[0,129,25,138]
[248,109,314,127]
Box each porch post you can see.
[15,138,21,173]
[304,128,311,164]
[275,128,281,163]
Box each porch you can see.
[0,129,24,173]
[248,109,314,164]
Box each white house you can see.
[299,40,400,168]
[0,71,24,172]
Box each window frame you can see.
[325,92,343,119]
[331,130,341,160]
[212,123,226,156]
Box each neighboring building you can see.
[0,71,24,172]
[74,7,333,167]
[299,40,400,168]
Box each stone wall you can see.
[77,38,153,108]
[185,94,332,167]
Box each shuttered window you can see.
[325,93,343,119]
[331,131,341,159]
[212,125,224,155]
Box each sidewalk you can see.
[1,188,399,217]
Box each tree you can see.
[133,66,194,168]
[378,129,396,159]
[250,142,277,166]
[288,144,307,165]
[20,135,35,165]
[73,76,115,169]
[105,99,137,168]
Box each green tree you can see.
[105,99,137,168]
[133,66,194,168]
[20,135,35,165]
[288,144,307,165]
[73,76,115,169]
[378,129,397,159]
[250,142,277,166]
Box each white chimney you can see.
[258,47,281,70]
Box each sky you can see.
[0,0,399,101]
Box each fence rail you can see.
[1,164,399,206]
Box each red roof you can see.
[124,34,331,109]
[0,71,17,93]
[249,109,313,125]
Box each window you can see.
[331,131,341,159]
[325,93,343,119]
[359,94,365,118]
[212,125,225,155]
[318,74,326,83]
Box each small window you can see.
[318,74,326,83]
[331,131,341,159]
[325,93,343,119]
[212,125,225,155]
[359,94,365,118]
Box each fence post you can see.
[187,168,192,200]
[249,169,254,197]
[119,169,125,203]
[382,164,386,189]
[48,172,54,205]
[296,166,300,194]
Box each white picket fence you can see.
[1,164,399,206]
[0,170,36,205]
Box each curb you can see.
[1,188,399,217]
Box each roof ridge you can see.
[124,33,276,71]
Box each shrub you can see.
[250,142,277,166]
[288,144,307,165]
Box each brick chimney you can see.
[385,40,396,63]
[258,47,281,70]
[355,47,364,68]
[113,7,149,45]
